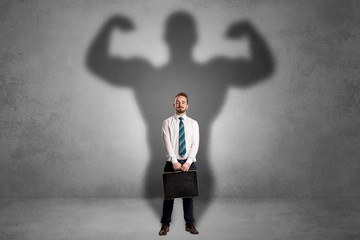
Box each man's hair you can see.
[174,92,188,104]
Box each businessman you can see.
[159,92,199,235]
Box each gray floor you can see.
[0,198,359,240]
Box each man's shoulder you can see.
[163,115,175,124]
[186,116,199,125]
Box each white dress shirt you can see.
[162,114,200,165]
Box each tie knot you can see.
[179,117,184,121]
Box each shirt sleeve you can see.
[186,120,199,165]
[162,120,178,164]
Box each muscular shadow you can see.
[86,11,274,222]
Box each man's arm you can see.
[162,120,181,171]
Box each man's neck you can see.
[176,112,186,117]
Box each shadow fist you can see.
[107,15,134,31]
[226,20,254,39]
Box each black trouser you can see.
[160,160,197,227]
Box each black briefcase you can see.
[162,170,199,199]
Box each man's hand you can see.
[181,162,191,172]
[172,162,182,171]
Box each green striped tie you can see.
[179,117,186,157]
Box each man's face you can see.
[173,96,189,115]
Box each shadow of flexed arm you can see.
[86,15,152,87]
[210,20,275,88]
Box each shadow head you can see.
[164,11,198,52]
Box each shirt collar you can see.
[174,114,187,120]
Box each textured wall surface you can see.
[1,0,359,198]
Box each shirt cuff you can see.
[186,158,194,165]
[170,155,178,164]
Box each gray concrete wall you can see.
[1,0,359,198]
